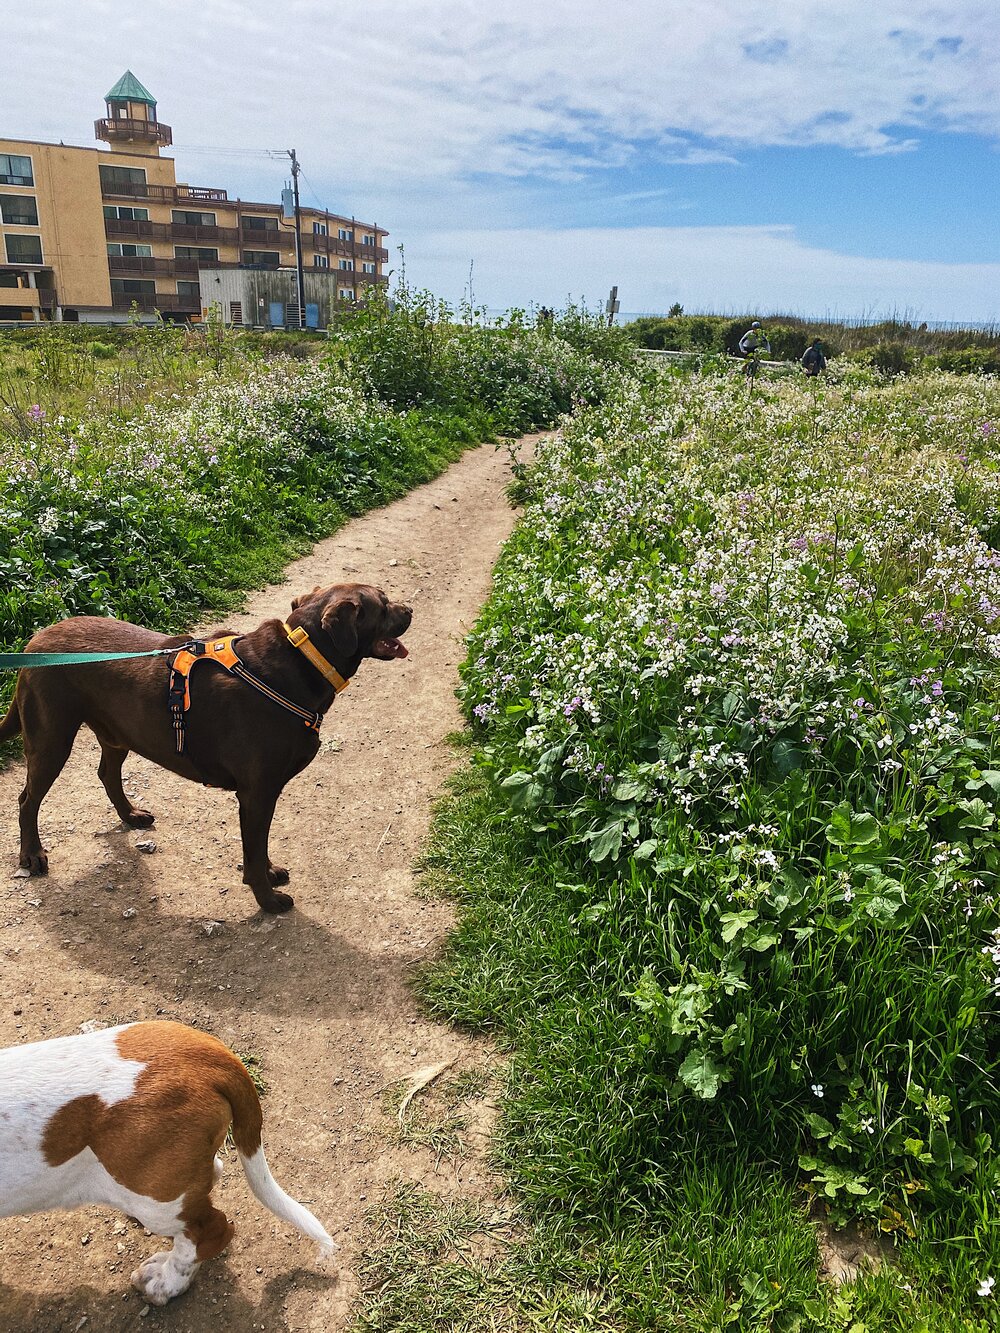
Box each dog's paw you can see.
[124,808,156,828]
[267,864,290,886]
[256,888,295,914]
[131,1251,195,1305]
[19,850,48,875]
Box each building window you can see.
[361,232,376,246]
[103,205,150,221]
[242,250,280,267]
[337,227,353,242]
[107,243,153,257]
[5,234,43,264]
[174,246,220,261]
[313,254,329,268]
[0,153,33,187]
[312,221,328,235]
[338,259,354,271]
[176,280,200,298]
[110,278,155,295]
[338,288,355,301]
[361,261,376,274]
[172,209,217,227]
[99,164,148,193]
[242,215,278,232]
[0,194,38,225]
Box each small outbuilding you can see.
[198,266,358,330]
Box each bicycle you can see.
[738,341,770,389]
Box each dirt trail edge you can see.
[0,434,538,1332]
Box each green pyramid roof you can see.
[105,71,156,105]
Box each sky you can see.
[2,1,999,322]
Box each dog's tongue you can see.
[379,637,409,659]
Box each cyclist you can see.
[737,320,771,381]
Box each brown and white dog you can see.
[0,1021,334,1305]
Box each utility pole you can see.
[606,285,620,328]
[287,149,306,328]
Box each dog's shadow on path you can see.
[20,828,410,1025]
[0,1266,337,1332]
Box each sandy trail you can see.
[0,435,532,1331]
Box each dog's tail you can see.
[0,696,21,745]
[225,1056,336,1258]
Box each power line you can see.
[169,144,286,159]
[297,167,327,213]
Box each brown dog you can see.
[0,583,411,913]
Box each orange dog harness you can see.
[167,633,340,755]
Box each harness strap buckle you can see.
[167,635,324,755]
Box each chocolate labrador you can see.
[0,583,411,912]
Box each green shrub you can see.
[926,346,1000,376]
[868,341,916,375]
[444,365,1000,1316]
[0,312,625,697]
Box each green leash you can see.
[0,647,181,669]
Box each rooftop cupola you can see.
[95,71,172,153]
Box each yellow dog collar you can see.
[283,622,350,693]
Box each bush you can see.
[868,341,916,375]
[447,366,1000,1313]
[0,310,627,690]
[324,287,628,432]
[926,346,1000,376]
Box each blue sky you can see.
[2,1,999,321]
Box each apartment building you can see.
[0,72,388,324]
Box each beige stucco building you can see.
[0,72,388,324]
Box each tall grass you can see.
[421,364,1000,1327]
[627,311,1000,372]
[0,303,633,717]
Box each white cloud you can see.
[407,224,1000,324]
[2,3,997,317]
[1,1,998,193]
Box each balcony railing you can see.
[240,227,293,246]
[111,291,197,313]
[307,235,388,263]
[108,255,201,277]
[100,180,229,203]
[105,218,241,246]
[95,117,173,147]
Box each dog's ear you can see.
[290,585,323,612]
[320,594,361,658]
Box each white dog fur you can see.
[0,1020,334,1305]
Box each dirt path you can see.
[0,435,534,1332]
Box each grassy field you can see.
[6,312,999,1327]
[390,362,1000,1330]
[626,312,1000,374]
[0,303,627,717]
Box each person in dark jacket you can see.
[801,339,827,376]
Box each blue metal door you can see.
[305,302,320,329]
[268,301,284,328]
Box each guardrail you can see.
[637,348,799,374]
[100,181,229,203]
